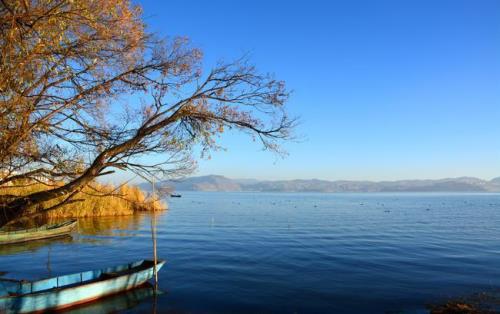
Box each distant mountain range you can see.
[139,175,500,193]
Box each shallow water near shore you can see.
[1,192,500,313]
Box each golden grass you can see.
[1,180,167,220]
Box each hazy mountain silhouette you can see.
[139,175,500,193]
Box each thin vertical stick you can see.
[46,245,52,278]
[151,176,158,292]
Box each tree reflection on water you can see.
[0,213,163,256]
[76,214,148,237]
[0,236,73,256]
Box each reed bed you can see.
[0,180,166,221]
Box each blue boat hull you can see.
[0,260,164,313]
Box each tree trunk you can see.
[0,132,143,227]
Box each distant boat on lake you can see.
[0,259,165,313]
[170,194,182,198]
[0,220,77,245]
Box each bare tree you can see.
[0,0,295,227]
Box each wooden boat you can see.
[0,220,78,245]
[0,259,165,313]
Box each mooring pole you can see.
[151,176,159,292]
[46,245,52,278]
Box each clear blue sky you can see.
[133,0,500,181]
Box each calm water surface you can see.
[1,192,500,313]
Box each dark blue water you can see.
[1,192,500,313]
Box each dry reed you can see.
[0,180,167,220]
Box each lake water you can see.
[1,192,500,313]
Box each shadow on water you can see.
[54,284,157,314]
[0,236,73,257]
[50,284,154,314]
[0,227,121,258]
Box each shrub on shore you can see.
[428,292,500,314]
